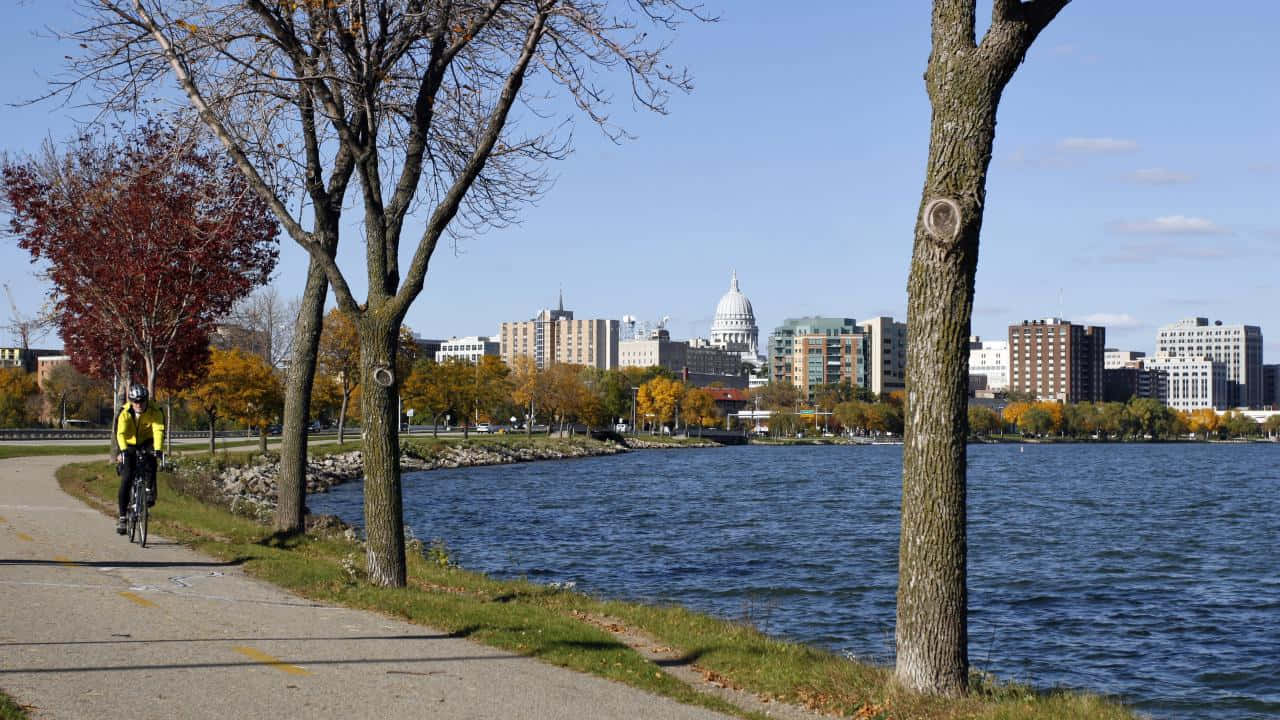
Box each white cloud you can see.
[1058,137,1139,153]
[1109,216,1230,235]
[1125,168,1194,185]
[1079,312,1141,329]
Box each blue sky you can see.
[2,2,1277,360]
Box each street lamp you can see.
[630,386,639,435]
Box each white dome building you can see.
[710,270,759,362]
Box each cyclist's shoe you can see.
[146,485,156,507]
[116,516,127,535]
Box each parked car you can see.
[475,423,492,433]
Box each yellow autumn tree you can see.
[1186,408,1219,439]
[637,376,684,432]
[1002,401,1030,430]
[682,386,718,433]
[508,355,546,436]
[0,367,39,428]
[1032,401,1064,435]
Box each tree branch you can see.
[393,2,552,320]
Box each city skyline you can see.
[2,3,1276,360]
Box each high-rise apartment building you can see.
[767,317,860,386]
[861,316,908,396]
[1155,318,1263,408]
[499,295,619,370]
[1007,318,1105,403]
[787,332,869,401]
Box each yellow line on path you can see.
[16,532,33,542]
[0,515,7,523]
[233,646,311,676]
[54,555,77,567]
[118,591,157,608]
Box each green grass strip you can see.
[55,457,1138,720]
[0,690,29,720]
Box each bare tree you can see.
[225,285,297,368]
[897,0,1069,696]
[2,283,51,351]
[56,0,707,585]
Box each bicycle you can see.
[124,449,158,547]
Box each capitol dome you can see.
[710,270,759,359]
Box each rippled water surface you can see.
[310,443,1280,719]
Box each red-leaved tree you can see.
[1,121,279,401]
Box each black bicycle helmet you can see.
[127,384,149,403]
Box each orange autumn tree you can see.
[186,348,282,453]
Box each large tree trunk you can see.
[275,255,330,533]
[359,310,406,587]
[895,0,1068,697]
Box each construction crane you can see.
[4,283,47,351]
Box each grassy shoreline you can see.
[49,445,1137,720]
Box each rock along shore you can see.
[181,436,717,516]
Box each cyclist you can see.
[115,384,165,535]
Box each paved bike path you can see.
[0,456,733,720]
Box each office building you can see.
[435,336,500,363]
[1105,349,1146,370]
[968,336,1009,393]
[1265,364,1279,408]
[1145,355,1229,411]
[619,328,745,387]
[1155,318,1263,408]
[1007,318,1105,403]
[0,347,63,373]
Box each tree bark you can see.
[207,414,215,455]
[338,392,349,445]
[895,0,1069,697]
[358,310,406,587]
[275,253,330,533]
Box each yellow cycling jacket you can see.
[116,405,165,451]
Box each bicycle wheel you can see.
[127,492,139,544]
[137,487,149,548]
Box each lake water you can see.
[309,443,1280,719]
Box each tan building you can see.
[619,329,745,387]
[861,316,907,396]
[499,295,618,370]
[1008,318,1105,402]
[35,355,72,424]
